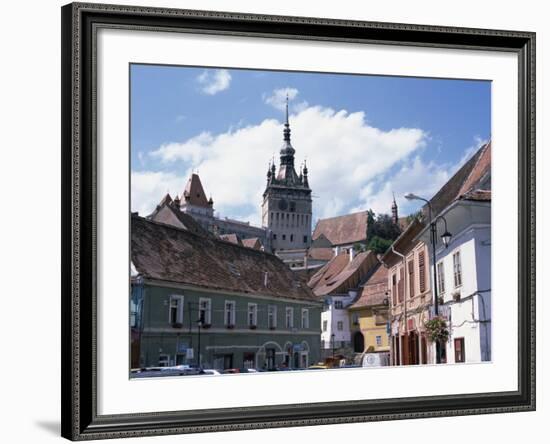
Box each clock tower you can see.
[262,98,312,252]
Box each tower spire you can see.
[391,191,398,225]
[283,94,291,143]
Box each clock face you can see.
[278,199,288,210]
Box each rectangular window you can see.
[169,295,184,325]
[285,307,294,328]
[337,320,344,331]
[273,233,277,240]
[334,300,343,309]
[376,335,382,346]
[282,234,286,241]
[268,305,277,329]
[437,262,446,295]
[392,273,397,305]
[454,337,465,363]
[408,260,415,298]
[398,267,404,302]
[322,320,328,332]
[453,251,463,287]
[301,308,309,329]
[158,354,170,367]
[224,301,236,326]
[198,298,211,325]
[248,303,257,327]
[303,235,308,244]
[290,234,294,242]
[419,251,426,293]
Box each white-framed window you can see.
[453,251,462,287]
[301,308,309,329]
[224,300,236,326]
[158,354,170,367]
[337,320,344,331]
[248,303,258,327]
[322,320,328,332]
[268,305,277,329]
[198,297,211,325]
[437,261,446,294]
[285,307,294,328]
[376,335,382,347]
[334,300,343,309]
[169,295,184,325]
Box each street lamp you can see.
[404,193,453,364]
[331,333,335,360]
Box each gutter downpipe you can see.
[391,246,407,365]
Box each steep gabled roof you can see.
[427,142,491,217]
[132,215,318,302]
[312,211,368,246]
[350,263,389,309]
[308,250,378,297]
[182,173,210,208]
[220,233,243,246]
[148,197,212,238]
[242,237,263,250]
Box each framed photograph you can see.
[61,2,535,440]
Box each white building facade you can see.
[422,197,491,364]
[320,291,358,354]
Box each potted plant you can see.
[424,316,449,343]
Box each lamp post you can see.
[404,193,452,364]
[197,312,204,369]
[331,333,335,361]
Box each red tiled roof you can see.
[220,233,243,246]
[350,263,389,308]
[242,237,263,250]
[182,173,210,208]
[131,215,318,302]
[427,142,490,217]
[308,247,334,261]
[308,251,378,297]
[148,197,212,238]
[312,211,368,246]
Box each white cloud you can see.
[197,69,231,95]
[143,105,428,223]
[264,87,299,111]
[131,170,187,217]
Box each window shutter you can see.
[419,252,426,293]
[398,268,404,302]
[408,260,415,298]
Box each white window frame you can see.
[301,308,309,329]
[334,300,343,309]
[198,297,211,325]
[158,354,170,367]
[322,320,328,332]
[224,300,236,326]
[453,251,463,288]
[437,261,446,295]
[268,305,277,329]
[285,307,294,329]
[169,294,184,325]
[248,303,258,327]
[337,320,344,331]
[376,335,382,347]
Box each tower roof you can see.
[182,173,210,208]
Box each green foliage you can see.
[424,317,449,343]
[365,209,401,255]
[366,235,394,255]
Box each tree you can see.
[365,210,402,254]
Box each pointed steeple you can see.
[280,94,295,163]
[302,159,309,188]
[391,192,398,225]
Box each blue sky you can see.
[131,64,490,226]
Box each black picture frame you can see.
[61,2,536,440]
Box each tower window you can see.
[282,234,286,241]
[273,233,277,240]
[290,234,294,242]
[290,201,296,212]
[303,235,308,243]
